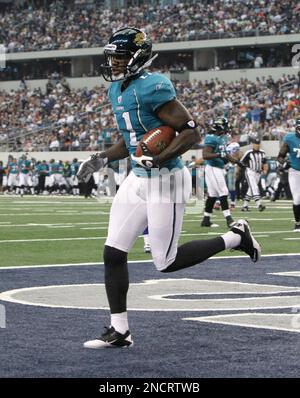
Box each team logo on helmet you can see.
[134,32,146,45]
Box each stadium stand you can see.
[0,73,299,152]
[0,0,299,53]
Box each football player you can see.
[201,118,235,228]
[277,118,300,231]
[77,27,261,349]
[18,154,34,196]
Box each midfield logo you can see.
[1,278,300,333]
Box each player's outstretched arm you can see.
[154,99,201,164]
[77,137,129,183]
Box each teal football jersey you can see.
[70,162,79,176]
[108,72,183,176]
[283,133,300,171]
[267,159,277,173]
[204,134,228,169]
[18,159,31,174]
[8,162,18,174]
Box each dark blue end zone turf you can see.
[0,255,300,378]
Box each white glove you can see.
[77,153,108,183]
[131,142,159,169]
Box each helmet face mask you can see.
[100,27,154,82]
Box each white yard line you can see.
[0,229,297,243]
[0,253,299,270]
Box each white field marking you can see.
[180,230,296,237]
[80,227,108,230]
[0,212,109,216]
[251,235,269,238]
[46,225,76,229]
[55,210,78,213]
[0,253,299,271]
[1,279,300,311]
[0,229,296,243]
[283,237,300,240]
[269,271,300,277]
[0,237,106,243]
[183,218,294,224]
[184,313,300,334]
[0,222,11,224]
[0,221,108,228]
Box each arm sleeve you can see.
[141,75,176,112]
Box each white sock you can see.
[255,200,261,208]
[243,201,249,208]
[204,212,212,217]
[221,231,241,249]
[111,312,129,334]
[223,209,231,218]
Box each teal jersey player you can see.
[18,159,31,174]
[109,71,183,176]
[70,162,79,176]
[283,132,300,171]
[8,161,18,174]
[204,134,228,169]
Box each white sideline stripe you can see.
[283,238,300,240]
[0,222,109,227]
[0,229,297,243]
[0,253,299,270]
[0,212,110,216]
[0,237,104,243]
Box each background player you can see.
[77,27,261,349]
[201,118,235,228]
[277,118,300,231]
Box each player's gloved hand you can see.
[131,142,159,169]
[77,153,108,183]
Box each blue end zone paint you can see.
[0,256,299,377]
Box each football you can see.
[136,126,176,157]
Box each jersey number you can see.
[122,112,137,147]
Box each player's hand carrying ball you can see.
[131,125,175,169]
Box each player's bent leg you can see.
[159,219,261,273]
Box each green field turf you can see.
[0,195,298,267]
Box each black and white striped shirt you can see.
[240,149,267,172]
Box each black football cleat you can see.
[294,223,300,232]
[83,327,133,349]
[201,216,219,228]
[230,219,261,262]
[258,204,266,212]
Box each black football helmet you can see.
[100,27,156,82]
[295,117,300,138]
[211,117,230,135]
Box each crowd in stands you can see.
[0,72,299,152]
[0,0,299,53]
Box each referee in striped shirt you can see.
[237,138,268,212]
